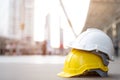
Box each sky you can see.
[33,0,90,48]
[0,0,10,37]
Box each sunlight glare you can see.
[62,0,90,35]
[33,0,90,48]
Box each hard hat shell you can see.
[67,28,114,60]
[58,49,108,77]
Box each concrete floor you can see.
[0,56,119,80]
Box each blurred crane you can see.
[59,0,77,37]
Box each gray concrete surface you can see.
[0,56,119,80]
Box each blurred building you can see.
[83,0,120,56]
[9,0,34,40]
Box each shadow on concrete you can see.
[59,74,120,80]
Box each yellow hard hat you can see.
[58,49,108,77]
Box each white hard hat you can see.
[68,28,114,60]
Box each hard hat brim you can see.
[57,71,75,78]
